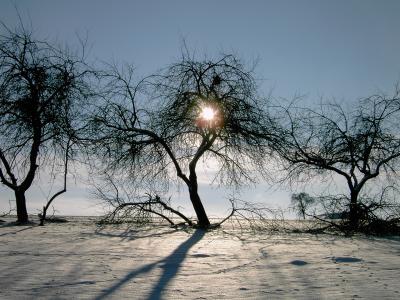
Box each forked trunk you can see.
[15,190,28,223]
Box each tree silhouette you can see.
[0,25,91,223]
[89,53,271,228]
[291,192,315,220]
[273,90,400,230]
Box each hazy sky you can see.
[1,0,400,217]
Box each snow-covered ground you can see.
[0,216,399,299]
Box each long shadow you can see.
[0,225,35,237]
[92,226,180,241]
[94,229,205,300]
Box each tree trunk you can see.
[349,190,359,230]
[15,190,28,223]
[188,171,210,228]
[188,187,211,228]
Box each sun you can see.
[200,106,216,121]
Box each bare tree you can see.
[88,53,271,228]
[273,89,400,230]
[291,192,315,220]
[0,24,91,223]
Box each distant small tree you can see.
[89,53,271,228]
[274,89,400,230]
[0,25,91,223]
[291,192,315,219]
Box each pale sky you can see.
[1,0,400,217]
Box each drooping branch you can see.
[39,139,71,226]
[98,193,193,227]
[0,149,17,188]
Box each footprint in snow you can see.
[290,260,308,266]
[332,257,362,263]
[191,253,211,258]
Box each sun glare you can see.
[200,107,215,121]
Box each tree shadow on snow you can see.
[94,229,205,300]
[92,225,181,241]
[0,224,35,237]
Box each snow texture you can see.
[0,217,399,299]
